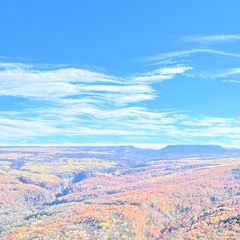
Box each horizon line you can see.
[0,143,239,150]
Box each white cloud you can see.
[144,49,240,61]
[189,68,240,81]
[177,116,240,139]
[184,34,240,43]
[0,62,29,69]
[211,68,240,78]
[0,116,59,142]
[154,66,193,75]
[133,74,171,82]
[0,61,190,144]
[132,66,192,83]
[222,79,240,83]
[0,62,192,107]
[1,61,240,147]
[1,107,240,147]
[0,66,120,84]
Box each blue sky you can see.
[1,0,240,148]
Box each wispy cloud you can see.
[0,62,192,105]
[211,68,240,79]
[222,79,240,83]
[144,49,240,62]
[0,116,59,143]
[0,61,193,144]
[132,66,192,83]
[183,34,240,43]
[1,60,240,147]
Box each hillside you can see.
[153,144,240,160]
[0,146,239,239]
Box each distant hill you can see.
[159,144,226,154]
[62,144,240,164]
[152,144,240,160]
[2,145,240,166]
[40,144,240,163]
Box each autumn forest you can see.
[0,145,239,239]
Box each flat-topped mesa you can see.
[150,144,233,161]
[159,144,227,154]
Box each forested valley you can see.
[0,146,239,239]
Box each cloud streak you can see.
[222,79,240,83]
[183,34,240,43]
[144,49,240,62]
[132,66,192,83]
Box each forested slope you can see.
[0,146,239,239]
